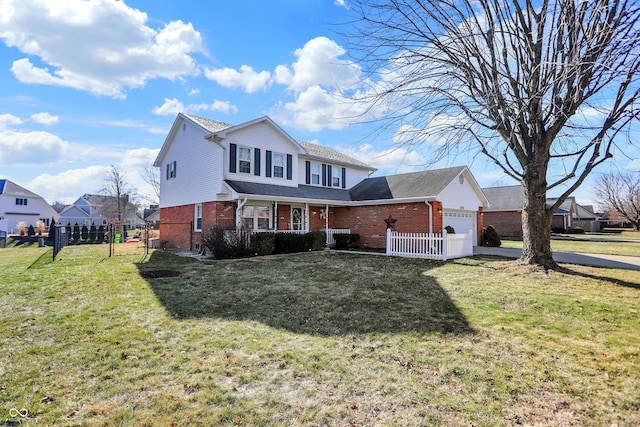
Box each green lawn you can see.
[500,237,640,257]
[1,245,638,426]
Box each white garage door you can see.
[443,210,476,244]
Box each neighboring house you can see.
[58,194,140,229]
[143,205,160,229]
[154,114,489,250]
[483,185,595,237]
[0,179,59,234]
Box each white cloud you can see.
[0,113,23,128]
[334,0,349,9]
[0,0,204,98]
[152,98,185,116]
[274,36,361,93]
[152,97,237,116]
[0,129,72,165]
[204,65,271,94]
[30,112,59,126]
[338,143,427,174]
[28,147,160,205]
[28,165,111,204]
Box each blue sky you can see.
[0,0,636,208]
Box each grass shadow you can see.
[138,251,475,337]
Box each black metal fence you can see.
[53,224,69,260]
[0,230,6,249]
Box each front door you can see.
[291,207,303,231]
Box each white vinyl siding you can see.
[223,122,299,188]
[158,117,224,208]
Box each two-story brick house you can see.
[154,114,488,250]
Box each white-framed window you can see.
[273,153,284,178]
[311,163,320,185]
[194,203,202,231]
[332,166,340,187]
[239,147,251,174]
[241,205,271,230]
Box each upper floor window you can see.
[273,153,284,178]
[332,166,341,187]
[166,161,177,180]
[311,163,320,185]
[15,198,27,206]
[239,147,251,173]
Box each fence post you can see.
[442,229,448,261]
[386,228,391,255]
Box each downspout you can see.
[236,197,247,230]
[425,201,433,233]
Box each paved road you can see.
[474,246,640,271]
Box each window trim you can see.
[166,161,177,180]
[272,152,285,178]
[238,146,252,174]
[240,204,271,231]
[194,203,202,231]
[311,163,320,185]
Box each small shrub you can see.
[445,225,456,234]
[483,225,501,247]
[27,224,36,237]
[81,224,89,240]
[275,232,309,253]
[17,221,26,236]
[89,223,97,241]
[36,220,45,236]
[308,230,327,251]
[97,225,105,242]
[566,227,585,234]
[254,232,276,256]
[333,233,360,249]
[72,223,80,241]
[551,227,565,234]
[48,220,57,241]
[202,226,254,259]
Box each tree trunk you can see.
[520,171,557,270]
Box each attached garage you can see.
[443,209,477,243]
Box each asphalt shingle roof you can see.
[225,180,352,202]
[350,166,466,201]
[482,185,526,211]
[297,141,373,169]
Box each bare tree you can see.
[345,0,640,269]
[102,164,134,222]
[594,170,640,230]
[140,166,160,205]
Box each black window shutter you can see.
[327,165,332,187]
[341,167,346,188]
[229,143,237,173]
[305,161,311,184]
[286,154,293,180]
[265,150,272,177]
[166,164,170,180]
[173,161,177,178]
[322,164,327,186]
[254,148,261,176]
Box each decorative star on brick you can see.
[384,214,397,229]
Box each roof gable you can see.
[482,185,525,211]
[0,179,42,199]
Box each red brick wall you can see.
[331,201,444,249]
[483,211,522,237]
[160,201,235,250]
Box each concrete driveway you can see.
[474,246,640,271]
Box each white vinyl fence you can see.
[386,228,474,260]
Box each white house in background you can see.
[154,113,489,250]
[58,194,141,229]
[0,179,59,233]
